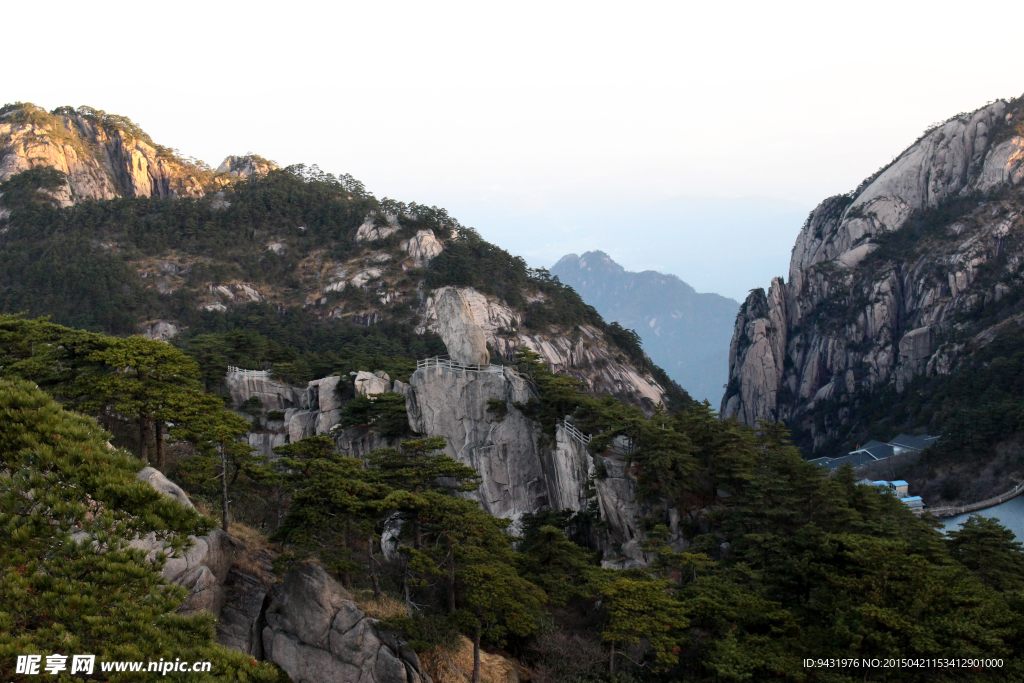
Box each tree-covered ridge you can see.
[0,164,673,395]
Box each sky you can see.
[4,0,1023,301]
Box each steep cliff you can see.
[551,251,738,403]
[722,94,1024,460]
[417,286,668,408]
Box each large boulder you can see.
[140,320,180,341]
[263,563,419,683]
[217,154,276,178]
[137,467,193,509]
[354,371,392,395]
[434,288,489,366]
[310,376,344,434]
[217,567,269,658]
[225,369,300,412]
[355,217,400,243]
[401,229,443,268]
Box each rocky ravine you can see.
[722,96,1024,452]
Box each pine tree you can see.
[172,393,260,531]
[599,576,687,673]
[947,514,1024,592]
[80,335,204,468]
[273,441,389,586]
[515,522,597,607]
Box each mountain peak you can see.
[722,91,1024,478]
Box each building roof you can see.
[890,434,939,451]
[807,456,832,467]
[826,451,877,470]
[891,480,909,487]
[849,441,895,461]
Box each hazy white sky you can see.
[5,0,1023,299]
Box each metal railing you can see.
[929,480,1024,518]
[559,420,592,448]
[416,356,504,374]
[227,366,272,378]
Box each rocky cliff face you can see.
[225,359,650,564]
[722,96,1024,452]
[263,563,422,683]
[551,251,738,403]
[136,465,427,683]
[417,286,667,409]
[405,364,546,525]
[226,368,401,456]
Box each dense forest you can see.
[2,315,1023,682]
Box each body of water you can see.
[939,493,1024,540]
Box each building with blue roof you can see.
[860,479,924,514]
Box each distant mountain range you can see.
[551,251,739,403]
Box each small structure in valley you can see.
[808,434,939,471]
[857,478,925,514]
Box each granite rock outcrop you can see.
[401,229,444,268]
[417,286,667,410]
[137,465,426,682]
[263,563,424,683]
[403,363,650,560]
[217,154,276,178]
[406,363,545,524]
[226,369,353,456]
[722,96,1024,452]
[132,468,243,615]
[433,288,490,366]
